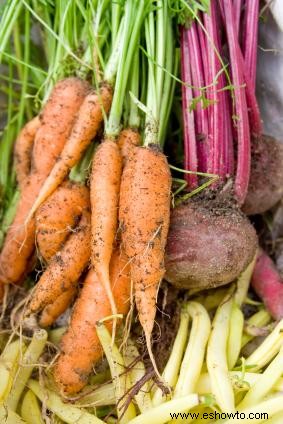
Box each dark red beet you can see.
[165,195,258,289]
[242,135,283,215]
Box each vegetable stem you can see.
[181,27,198,187]
[221,0,250,204]
[106,0,146,137]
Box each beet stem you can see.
[242,0,259,91]
[233,0,242,39]
[203,2,225,177]
[239,0,262,136]
[187,22,209,173]
[181,27,198,188]
[222,0,251,204]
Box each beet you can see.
[165,196,258,289]
[242,135,283,215]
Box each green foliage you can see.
[168,0,210,26]
[189,94,215,112]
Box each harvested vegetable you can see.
[251,249,283,320]
[240,1,283,215]
[165,197,257,289]
[165,0,258,290]
[29,207,91,314]
[90,139,122,327]
[90,0,147,328]
[27,85,112,219]
[54,248,131,394]
[35,180,90,262]
[14,116,41,188]
[119,0,175,375]
[120,145,171,372]
[0,78,89,284]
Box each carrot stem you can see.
[144,0,176,148]
[158,12,176,148]
[128,48,140,129]
[105,0,146,137]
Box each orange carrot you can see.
[34,181,89,326]
[26,83,113,220]
[29,208,91,313]
[54,248,131,394]
[117,128,141,165]
[39,285,77,327]
[31,78,90,176]
[14,116,41,188]
[119,145,171,372]
[36,181,89,262]
[0,78,89,284]
[90,138,122,322]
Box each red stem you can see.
[198,24,208,79]
[203,2,225,178]
[222,0,251,204]
[238,44,262,136]
[233,0,242,39]
[187,22,209,173]
[223,88,235,177]
[242,0,259,91]
[181,27,198,188]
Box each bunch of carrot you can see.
[0,0,176,397]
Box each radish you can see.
[165,0,258,289]
[251,250,283,320]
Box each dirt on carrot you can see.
[36,181,90,262]
[29,207,91,314]
[119,144,172,372]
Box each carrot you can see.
[117,128,141,165]
[119,144,171,373]
[90,138,122,325]
[29,208,91,313]
[31,78,90,176]
[26,83,113,220]
[0,174,41,284]
[0,78,89,284]
[54,248,131,394]
[39,285,77,328]
[14,116,41,188]
[36,181,89,262]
